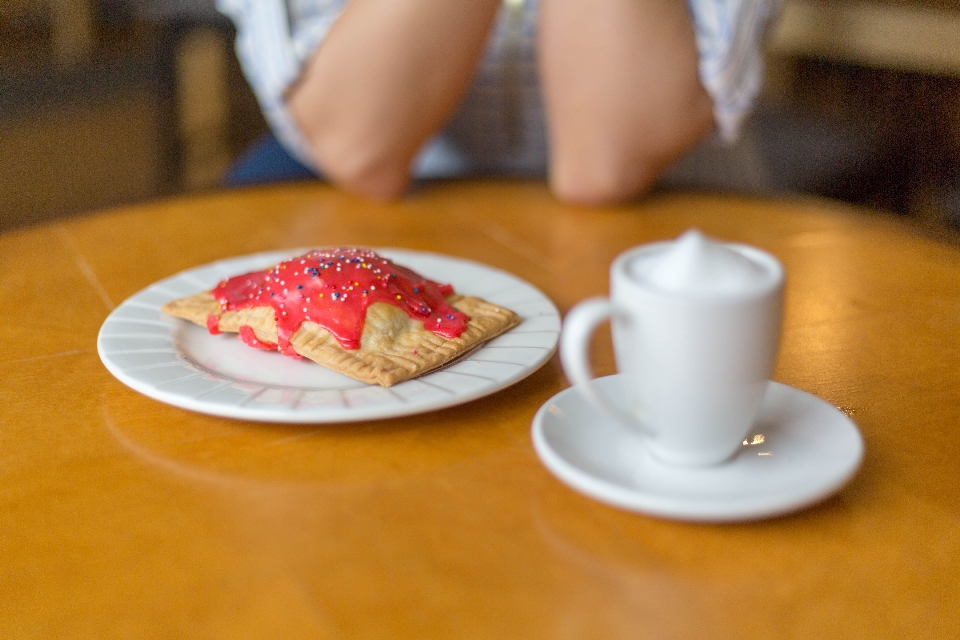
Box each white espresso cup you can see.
[560,230,784,466]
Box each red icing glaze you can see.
[209,248,470,355]
[238,325,278,352]
[206,314,221,335]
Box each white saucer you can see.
[531,375,864,522]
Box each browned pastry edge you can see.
[161,292,520,386]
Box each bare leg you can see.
[538,0,714,205]
[288,0,501,200]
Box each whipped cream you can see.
[628,230,773,295]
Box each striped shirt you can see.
[216,0,782,177]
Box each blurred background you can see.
[1,0,959,233]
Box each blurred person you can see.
[218,0,781,205]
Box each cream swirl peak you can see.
[627,230,776,296]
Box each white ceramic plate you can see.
[98,249,560,423]
[532,375,864,522]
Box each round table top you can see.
[3,180,958,638]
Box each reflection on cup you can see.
[561,230,784,466]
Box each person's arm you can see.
[538,0,714,205]
[287,0,502,200]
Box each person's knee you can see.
[306,130,412,201]
[325,152,411,201]
[547,135,703,206]
[549,156,659,206]
[548,99,714,206]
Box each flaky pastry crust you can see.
[161,292,520,387]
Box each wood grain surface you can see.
[1,180,958,639]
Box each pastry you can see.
[161,248,521,386]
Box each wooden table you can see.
[2,181,958,638]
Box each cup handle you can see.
[560,297,648,431]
